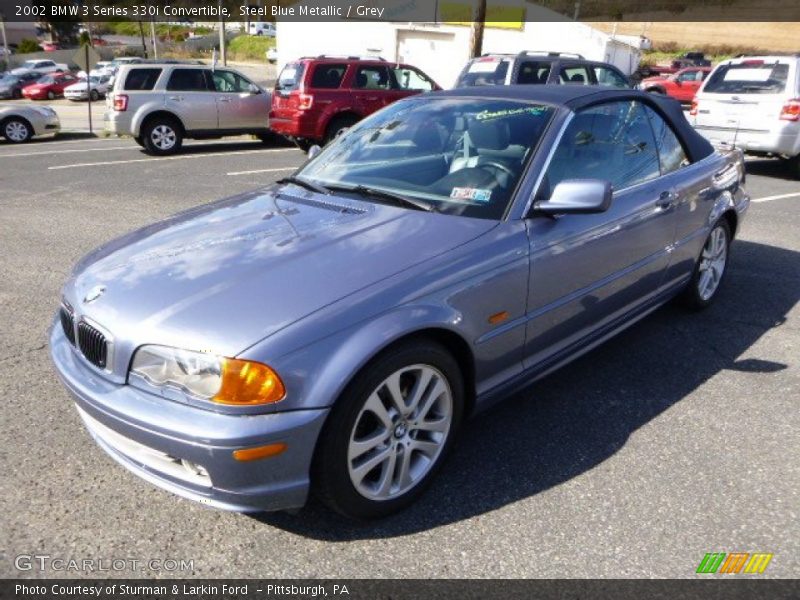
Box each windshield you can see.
[21,60,38,68]
[297,97,555,220]
[456,58,512,87]
[703,62,789,94]
[39,76,55,84]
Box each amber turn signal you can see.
[212,358,286,405]
[233,443,288,462]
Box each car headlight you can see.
[129,345,285,405]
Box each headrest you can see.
[468,119,510,150]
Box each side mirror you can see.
[534,179,612,215]
[307,145,322,160]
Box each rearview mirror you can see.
[307,145,322,160]
[534,179,612,215]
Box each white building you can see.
[276,2,643,88]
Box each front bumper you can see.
[33,113,60,137]
[49,322,329,512]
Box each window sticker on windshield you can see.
[475,106,547,121]
[468,61,500,74]
[724,68,772,82]
[451,187,492,203]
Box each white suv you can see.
[691,55,800,178]
[105,63,272,155]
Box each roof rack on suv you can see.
[518,51,585,59]
[300,54,386,61]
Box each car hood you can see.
[66,185,497,356]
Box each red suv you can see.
[269,56,440,150]
[639,66,712,104]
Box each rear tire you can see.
[141,117,183,155]
[324,115,359,145]
[134,136,146,148]
[313,340,464,520]
[679,219,731,310]
[47,90,55,100]
[2,117,33,143]
[89,89,99,101]
[786,154,800,180]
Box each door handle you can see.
[217,97,232,103]
[168,95,183,101]
[656,191,677,209]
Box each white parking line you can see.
[0,145,135,158]
[751,191,800,203]
[227,167,296,176]
[48,147,297,170]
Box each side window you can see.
[559,65,591,85]
[354,66,391,90]
[676,70,697,82]
[594,66,628,88]
[309,63,347,89]
[644,105,689,175]
[543,100,661,195]
[124,68,162,91]
[517,61,551,85]
[211,70,252,93]
[392,67,434,91]
[167,69,210,92]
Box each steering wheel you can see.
[479,160,515,179]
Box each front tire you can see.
[313,340,464,519]
[47,90,55,100]
[89,89,99,101]
[2,118,33,143]
[141,118,183,155]
[680,219,731,309]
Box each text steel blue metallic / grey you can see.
[50,86,750,519]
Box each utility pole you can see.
[573,0,581,21]
[469,0,486,58]
[0,14,9,67]
[150,19,158,59]
[218,0,227,66]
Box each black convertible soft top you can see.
[434,85,715,164]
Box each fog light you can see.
[181,459,209,478]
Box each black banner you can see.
[1,0,800,22]
[3,579,800,600]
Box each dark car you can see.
[51,86,748,519]
[0,71,43,99]
[455,51,631,89]
[269,55,440,151]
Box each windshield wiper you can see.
[326,184,435,212]
[276,175,330,195]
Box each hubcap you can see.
[6,121,28,142]
[347,364,453,501]
[698,225,728,300]
[151,124,176,150]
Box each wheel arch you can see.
[722,208,738,238]
[324,110,361,136]
[135,109,186,138]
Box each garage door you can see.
[396,30,459,89]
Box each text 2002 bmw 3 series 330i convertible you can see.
[50,86,749,519]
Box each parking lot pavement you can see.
[0,136,797,578]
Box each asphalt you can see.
[0,135,798,579]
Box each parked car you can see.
[51,86,749,519]
[89,61,113,79]
[691,55,800,178]
[64,75,111,101]
[249,22,276,37]
[455,51,631,89]
[1,103,60,142]
[270,55,440,150]
[0,71,43,99]
[11,59,68,75]
[22,72,79,100]
[41,41,60,52]
[639,66,711,103]
[105,63,272,154]
[638,52,711,78]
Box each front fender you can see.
[247,304,467,413]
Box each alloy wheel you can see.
[697,225,728,301]
[150,125,177,151]
[5,120,30,142]
[347,364,453,501]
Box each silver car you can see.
[0,104,60,143]
[105,63,272,154]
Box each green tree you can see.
[17,38,41,53]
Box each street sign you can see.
[72,44,102,73]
